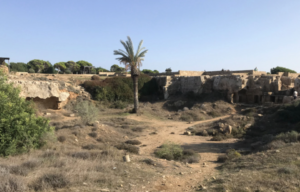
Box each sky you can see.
[1,0,300,73]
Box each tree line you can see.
[6,59,110,74]
[4,60,160,74]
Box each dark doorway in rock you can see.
[270,96,276,102]
[26,97,59,109]
[254,95,259,103]
[238,89,247,103]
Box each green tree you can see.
[96,67,109,73]
[270,66,297,74]
[142,69,159,74]
[76,60,93,68]
[53,62,67,73]
[27,59,52,73]
[110,64,125,72]
[113,36,148,113]
[0,71,53,156]
[9,62,28,72]
[65,61,80,73]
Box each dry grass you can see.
[207,143,300,192]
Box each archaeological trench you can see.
[4,68,300,109]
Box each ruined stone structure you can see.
[153,70,300,104]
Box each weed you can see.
[96,138,103,142]
[30,173,69,191]
[0,175,26,192]
[57,135,66,142]
[155,142,183,160]
[125,140,142,145]
[88,132,97,138]
[217,155,229,163]
[9,166,29,176]
[132,127,144,132]
[73,100,100,125]
[82,144,103,150]
[91,127,98,131]
[115,143,139,154]
[70,152,91,160]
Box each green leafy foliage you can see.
[76,60,93,68]
[270,66,297,74]
[110,64,125,72]
[53,62,67,73]
[28,68,35,73]
[0,72,52,156]
[96,67,109,73]
[141,69,159,74]
[27,59,52,73]
[73,100,100,125]
[65,61,80,74]
[9,62,28,72]
[83,74,158,102]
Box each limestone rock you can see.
[218,122,225,128]
[184,131,191,136]
[183,107,189,111]
[224,125,232,134]
[244,124,252,129]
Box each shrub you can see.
[226,149,241,160]
[28,68,35,73]
[88,132,97,138]
[57,135,66,143]
[155,142,183,160]
[0,175,26,192]
[91,75,101,80]
[70,152,91,160]
[82,74,159,102]
[180,112,203,122]
[217,155,229,163]
[278,166,296,174]
[132,127,144,132]
[143,158,156,165]
[73,100,100,125]
[0,72,52,156]
[270,66,297,74]
[82,144,101,150]
[208,111,220,118]
[65,69,72,74]
[275,131,300,143]
[10,166,29,176]
[125,140,142,145]
[110,100,128,109]
[115,143,139,154]
[30,173,69,191]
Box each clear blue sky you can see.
[1,0,300,72]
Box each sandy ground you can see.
[125,114,238,192]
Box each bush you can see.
[125,140,142,145]
[0,72,52,156]
[0,175,26,192]
[82,74,159,102]
[180,112,203,122]
[28,68,35,73]
[82,144,101,150]
[65,69,72,74]
[271,66,297,74]
[226,149,241,160]
[110,100,127,109]
[57,135,66,143]
[115,143,139,154]
[91,75,101,80]
[30,173,69,191]
[275,131,300,143]
[155,142,183,160]
[88,132,97,138]
[73,100,100,125]
[217,155,229,163]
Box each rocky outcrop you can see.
[8,79,90,109]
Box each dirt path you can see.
[126,114,238,192]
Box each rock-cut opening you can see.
[26,96,60,110]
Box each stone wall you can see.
[154,70,300,104]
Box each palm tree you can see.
[114,36,148,113]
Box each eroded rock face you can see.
[8,80,68,101]
[8,79,90,109]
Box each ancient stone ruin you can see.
[152,70,300,104]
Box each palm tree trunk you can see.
[132,75,139,113]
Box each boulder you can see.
[244,124,252,129]
[183,107,189,111]
[224,125,232,134]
